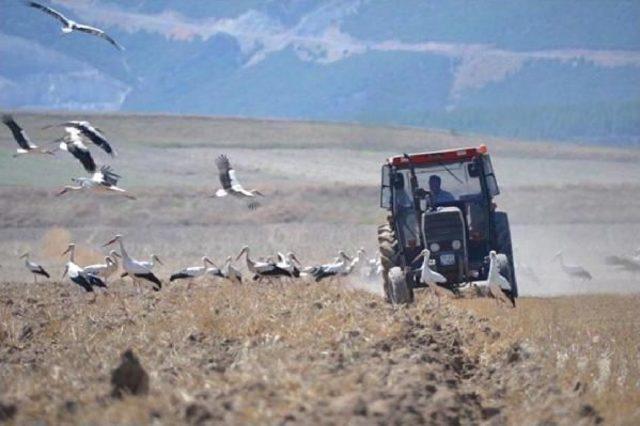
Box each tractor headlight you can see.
[430,243,440,252]
[452,240,462,250]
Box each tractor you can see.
[377,144,517,304]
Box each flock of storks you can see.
[6,1,640,296]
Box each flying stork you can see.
[61,243,107,292]
[103,235,162,291]
[553,251,592,281]
[55,126,97,173]
[213,155,264,209]
[46,120,116,157]
[27,1,125,50]
[170,257,217,282]
[2,115,54,157]
[19,252,50,283]
[56,165,136,199]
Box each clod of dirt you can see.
[185,403,213,425]
[19,325,33,342]
[111,349,150,398]
[579,404,603,424]
[0,402,17,421]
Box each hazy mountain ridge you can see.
[0,0,639,145]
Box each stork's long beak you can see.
[235,248,246,262]
[61,246,71,256]
[111,251,122,259]
[291,254,302,266]
[411,250,426,264]
[102,237,118,248]
[154,255,164,265]
[61,265,68,280]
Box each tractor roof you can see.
[388,144,488,168]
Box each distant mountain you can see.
[1,0,639,146]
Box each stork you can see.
[2,115,54,157]
[56,165,136,199]
[213,155,264,209]
[102,235,162,291]
[476,251,515,307]
[220,256,242,284]
[553,251,592,281]
[344,248,366,275]
[276,251,302,278]
[27,1,124,50]
[139,254,163,270]
[236,246,290,281]
[48,121,115,157]
[83,251,121,281]
[412,249,454,306]
[170,257,217,282]
[605,253,640,273]
[61,243,106,292]
[55,126,97,173]
[19,253,50,283]
[308,251,352,282]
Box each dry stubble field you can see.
[0,112,639,424]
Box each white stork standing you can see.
[170,257,217,282]
[61,243,106,292]
[276,251,302,278]
[19,253,50,283]
[220,256,242,284]
[83,251,121,281]
[213,155,264,209]
[2,115,54,157]
[344,248,366,275]
[476,251,515,307]
[103,235,162,291]
[412,249,454,306]
[236,246,290,281]
[308,251,352,282]
[27,1,124,50]
[56,165,136,199]
[605,248,640,274]
[553,251,592,281]
[139,254,163,270]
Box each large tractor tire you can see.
[378,221,413,304]
[494,212,518,301]
[388,267,412,305]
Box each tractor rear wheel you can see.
[378,221,413,304]
[388,267,412,305]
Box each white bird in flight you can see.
[2,115,54,157]
[55,126,97,173]
[213,154,263,209]
[27,1,124,50]
[56,165,136,199]
[46,120,116,157]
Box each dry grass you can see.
[0,277,629,425]
[456,295,640,424]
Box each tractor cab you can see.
[379,145,517,301]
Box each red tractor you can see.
[378,145,517,304]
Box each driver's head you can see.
[428,175,442,193]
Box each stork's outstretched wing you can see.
[215,155,233,190]
[3,115,36,150]
[74,24,125,50]
[98,165,121,186]
[65,121,116,156]
[66,141,96,173]
[27,1,71,26]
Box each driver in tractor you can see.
[428,175,455,204]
